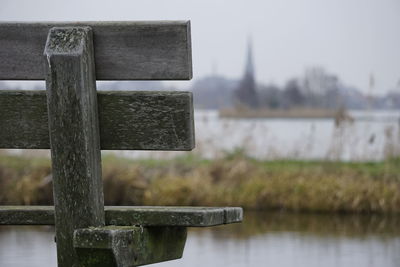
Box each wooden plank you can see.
[0,21,192,80]
[0,90,49,149]
[0,206,244,227]
[0,90,194,150]
[105,206,243,227]
[44,27,105,267]
[0,206,54,225]
[74,226,187,267]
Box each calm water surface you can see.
[1,212,400,267]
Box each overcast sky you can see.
[1,0,399,94]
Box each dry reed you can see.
[1,152,400,213]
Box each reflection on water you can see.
[1,212,400,267]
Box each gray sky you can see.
[1,0,399,94]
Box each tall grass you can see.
[1,152,400,213]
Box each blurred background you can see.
[1,0,400,266]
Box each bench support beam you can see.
[44,26,105,267]
[74,226,187,267]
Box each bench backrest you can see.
[0,21,194,151]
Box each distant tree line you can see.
[1,67,399,110]
[192,67,400,110]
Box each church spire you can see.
[245,37,254,78]
[235,36,258,108]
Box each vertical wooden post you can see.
[44,27,105,267]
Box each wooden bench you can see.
[0,21,242,267]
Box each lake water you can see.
[116,109,400,162]
[1,212,400,267]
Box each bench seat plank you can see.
[0,21,192,80]
[0,90,194,150]
[0,206,243,227]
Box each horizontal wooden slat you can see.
[105,206,243,226]
[0,90,194,150]
[0,21,192,80]
[0,206,243,227]
[0,206,54,225]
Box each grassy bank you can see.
[1,152,400,213]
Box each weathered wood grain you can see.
[0,21,192,80]
[44,27,105,267]
[98,91,194,150]
[0,90,49,149]
[105,206,243,227]
[0,90,194,150]
[0,206,244,227]
[74,226,187,267]
[0,206,54,225]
